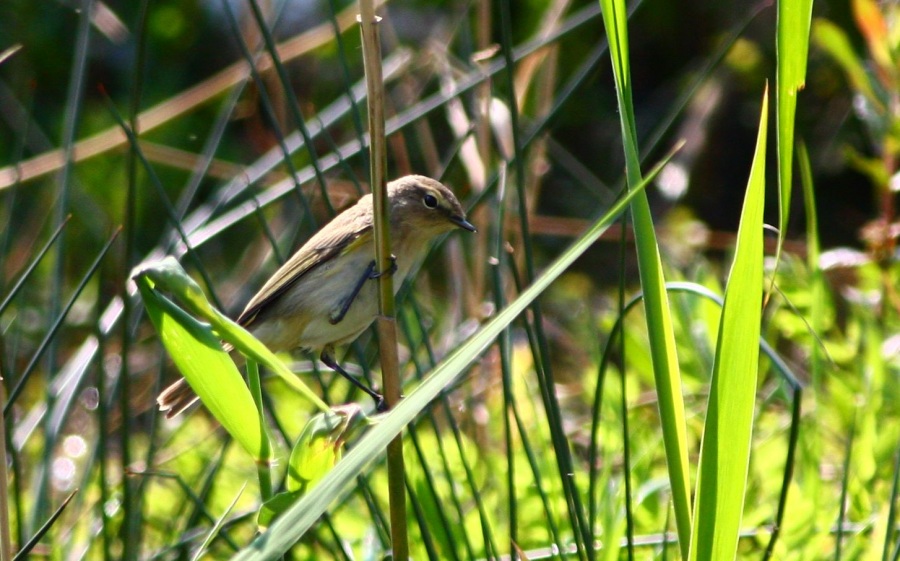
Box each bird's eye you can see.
[423,193,438,209]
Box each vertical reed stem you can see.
[359,2,408,558]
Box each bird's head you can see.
[388,175,476,236]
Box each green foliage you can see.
[3,0,900,559]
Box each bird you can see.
[157,175,476,417]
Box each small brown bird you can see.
[158,175,475,417]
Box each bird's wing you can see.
[236,211,374,327]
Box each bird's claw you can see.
[368,255,397,279]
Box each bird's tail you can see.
[157,378,199,418]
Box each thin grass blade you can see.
[190,483,247,561]
[0,216,70,316]
[12,490,77,561]
[598,0,692,551]
[773,0,813,283]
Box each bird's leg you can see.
[329,256,397,325]
[329,261,376,325]
[320,346,386,412]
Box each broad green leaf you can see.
[133,258,329,412]
[599,0,692,551]
[689,86,768,561]
[230,151,671,561]
[136,278,269,462]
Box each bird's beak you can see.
[450,215,477,233]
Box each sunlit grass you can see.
[1,0,899,559]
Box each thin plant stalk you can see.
[618,218,635,561]
[884,445,900,561]
[359,0,408,558]
[0,351,10,561]
[835,412,856,559]
[121,0,150,554]
[493,167,519,560]
[246,360,273,501]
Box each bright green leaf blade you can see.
[775,0,812,267]
[133,258,329,411]
[230,152,673,561]
[599,0,692,551]
[689,87,768,561]
[136,278,269,462]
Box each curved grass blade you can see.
[688,86,768,561]
[596,276,805,561]
[230,150,674,561]
[598,0,692,551]
[0,44,21,66]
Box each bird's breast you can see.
[248,246,417,351]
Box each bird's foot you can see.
[368,255,397,279]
